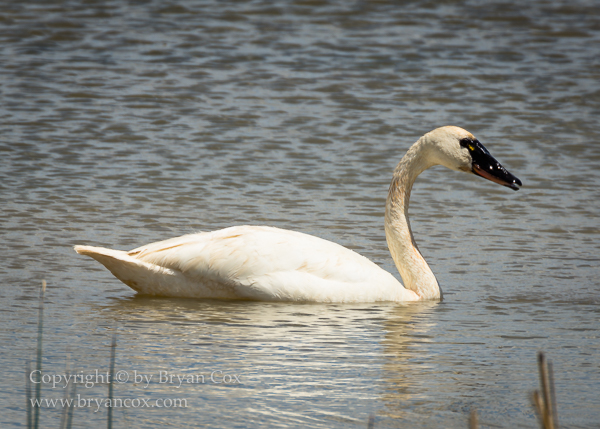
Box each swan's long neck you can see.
[385,138,441,300]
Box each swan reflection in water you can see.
[76,126,521,302]
[92,296,441,424]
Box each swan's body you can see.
[75,126,521,302]
[75,226,419,302]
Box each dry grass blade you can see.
[367,414,375,428]
[469,409,479,429]
[532,352,558,429]
[108,335,117,429]
[26,360,32,429]
[33,280,46,429]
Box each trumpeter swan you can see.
[75,126,521,302]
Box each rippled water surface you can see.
[1,1,599,427]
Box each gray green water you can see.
[1,1,599,427]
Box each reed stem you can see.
[108,335,117,429]
[469,409,478,429]
[33,280,46,429]
[532,351,558,429]
[26,360,32,429]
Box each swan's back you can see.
[75,226,417,302]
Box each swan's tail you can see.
[74,245,179,294]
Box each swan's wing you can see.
[128,225,376,282]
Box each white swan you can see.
[75,126,521,302]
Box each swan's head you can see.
[425,126,522,191]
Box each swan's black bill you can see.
[461,139,522,191]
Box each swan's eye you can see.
[459,138,475,151]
